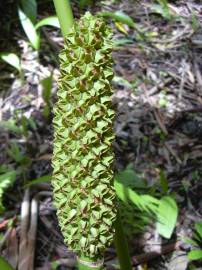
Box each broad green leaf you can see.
[114,177,159,213]
[115,166,146,189]
[99,11,135,27]
[35,16,60,30]
[18,8,40,50]
[0,53,21,72]
[21,0,37,23]
[188,250,202,261]
[0,171,16,213]
[156,196,178,238]
[0,257,14,270]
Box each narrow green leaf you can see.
[156,196,178,238]
[183,237,198,247]
[113,76,133,88]
[78,0,92,8]
[113,38,134,46]
[41,75,53,119]
[191,11,200,31]
[150,1,171,20]
[188,250,202,261]
[25,174,51,187]
[7,142,23,163]
[0,120,23,134]
[157,0,170,15]
[159,169,168,194]
[0,171,16,213]
[35,16,60,30]
[0,257,14,270]
[18,8,40,50]
[99,11,135,27]
[195,222,202,239]
[41,75,53,103]
[21,0,37,23]
[0,53,21,72]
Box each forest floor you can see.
[0,0,202,269]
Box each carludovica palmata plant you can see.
[52,1,132,270]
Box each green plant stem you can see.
[53,0,74,38]
[114,211,132,270]
[77,257,104,270]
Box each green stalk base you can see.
[53,0,74,37]
[77,257,104,270]
[114,211,132,270]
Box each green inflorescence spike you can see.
[52,12,117,261]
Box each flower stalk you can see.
[114,211,132,270]
[53,0,74,37]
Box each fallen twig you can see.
[132,241,181,266]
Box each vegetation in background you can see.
[0,0,202,269]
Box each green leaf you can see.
[156,196,178,238]
[159,169,168,194]
[78,0,92,8]
[21,0,37,23]
[113,38,134,46]
[35,16,60,30]
[41,75,53,103]
[188,250,202,261]
[0,171,16,213]
[183,237,199,247]
[7,142,24,163]
[157,0,170,15]
[7,141,30,166]
[114,176,159,213]
[191,11,200,31]
[0,257,14,270]
[195,222,202,239]
[0,119,23,134]
[25,174,51,187]
[0,53,21,72]
[150,1,171,20]
[113,75,133,88]
[99,11,135,27]
[41,75,53,119]
[18,8,40,50]
[115,165,146,189]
